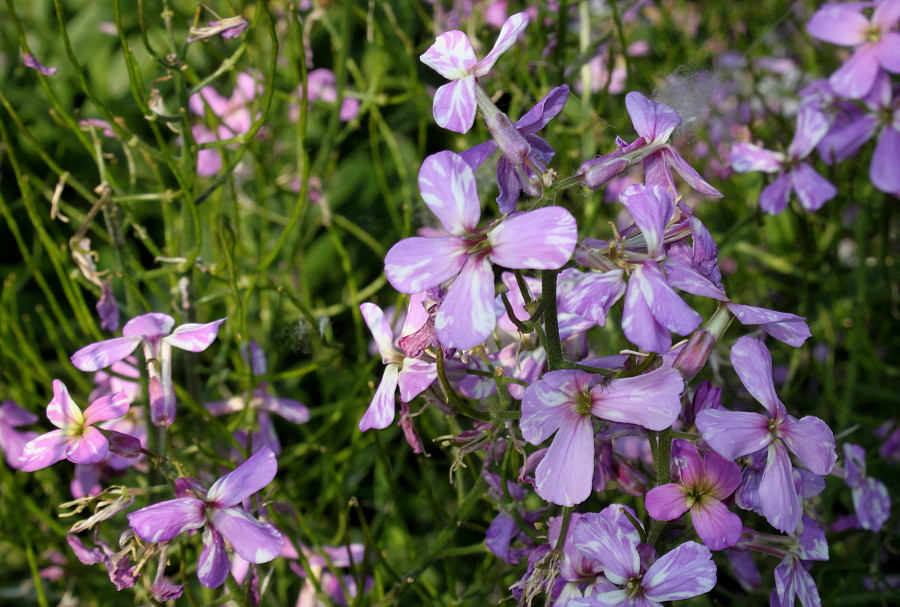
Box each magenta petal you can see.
[645,484,690,521]
[17,430,69,471]
[83,391,130,425]
[806,4,868,46]
[212,507,283,563]
[779,416,837,475]
[359,364,400,431]
[759,173,792,215]
[643,541,716,601]
[873,1,900,31]
[829,46,880,99]
[625,91,682,142]
[71,336,142,372]
[790,163,836,212]
[65,427,109,464]
[760,442,802,533]
[534,415,594,506]
[418,151,481,235]
[871,126,900,193]
[590,367,683,431]
[432,77,477,133]
[473,12,530,76]
[46,380,84,429]
[691,498,742,550]
[703,451,743,499]
[198,527,230,588]
[127,497,206,543]
[207,447,278,507]
[488,206,577,269]
[165,318,225,352]
[123,312,175,338]
[730,336,785,416]
[397,359,437,402]
[384,236,469,294]
[696,409,772,460]
[435,256,495,350]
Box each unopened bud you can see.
[107,430,142,459]
[576,155,631,190]
[484,110,531,163]
[684,380,721,428]
[673,329,715,381]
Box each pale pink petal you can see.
[759,442,802,533]
[729,143,784,173]
[474,12,530,76]
[696,409,772,460]
[520,369,589,445]
[359,364,400,431]
[703,451,743,499]
[790,163,837,212]
[488,206,577,269]
[691,498,742,550]
[806,4,868,45]
[65,427,109,464]
[787,104,831,160]
[620,183,673,257]
[360,303,398,362]
[384,236,469,294]
[70,336,142,372]
[563,269,626,326]
[420,31,478,80]
[589,366,683,431]
[212,507,283,563]
[874,31,900,72]
[873,1,900,31]
[198,527,230,588]
[871,126,900,193]
[759,172,793,215]
[726,303,811,347]
[633,263,702,336]
[399,292,429,338]
[572,511,640,584]
[165,318,226,352]
[397,359,437,402]
[625,91,682,142]
[645,483,690,520]
[46,380,84,429]
[643,541,716,601]
[17,430,69,471]
[123,312,175,338]
[432,77,477,133]
[82,391,130,425]
[435,256,496,350]
[534,415,594,506]
[207,447,278,507]
[672,439,704,487]
[257,394,310,424]
[622,277,671,354]
[779,416,837,475]
[730,336,785,417]
[829,45,880,99]
[127,497,206,543]
[418,151,481,235]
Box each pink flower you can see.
[0,400,39,468]
[18,380,130,472]
[420,12,529,132]
[384,151,577,350]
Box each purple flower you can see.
[384,151,577,350]
[645,439,743,550]
[18,380,130,472]
[71,313,225,426]
[188,73,259,176]
[97,280,119,332]
[696,337,837,533]
[127,447,283,589]
[67,533,138,590]
[23,53,58,76]
[520,367,683,506]
[460,85,569,213]
[730,103,837,214]
[624,91,723,198]
[807,1,900,99]
[296,68,360,122]
[420,12,529,132]
[838,443,891,531]
[570,504,717,606]
[358,302,437,431]
[187,16,249,42]
[0,400,39,468]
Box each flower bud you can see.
[684,380,721,428]
[673,329,715,381]
[483,110,531,164]
[576,155,631,190]
[106,430,143,459]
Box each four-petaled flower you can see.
[127,447,284,589]
[18,380,130,472]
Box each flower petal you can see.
[127,497,206,543]
[432,77,477,133]
[696,409,772,460]
[474,12,530,76]
[123,313,175,339]
[871,126,900,193]
[397,359,437,402]
[197,527,230,588]
[621,276,671,354]
[590,366,684,431]
[82,390,130,426]
[633,263,702,336]
[420,30,477,80]
[829,45,879,99]
[730,336,785,417]
[207,446,278,507]
[534,415,594,506]
[360,303,398,362]
[779,415,837,475]
[384,236,469,294]
[759,172,793,215]
[516,85,569,134]
[759,442,802,533]
[65,427,109,464]
[806,4,868,46]
[730,142,784,173]
[691,498,742,550]
[520,369,589,445]
[46,380,84,429]
[726,303,811,348]
[645,483,690,521]
[257,394,310,424]
[17,430,69,471]
[359,363,400,431]
[212,507,284,563]
[488,206,577,269]
[790,163,837,212]
[164,318,226,352]
[664,148,723,197]
[419,151,481,235]
[435,255,496,350]
[625,92,682,142]
[643,541,716,601]
[620,183,673,257]
[71,336,142,372]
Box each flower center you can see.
[574,390,594,416]
[865,26,882,44]
[626,576,644,599]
